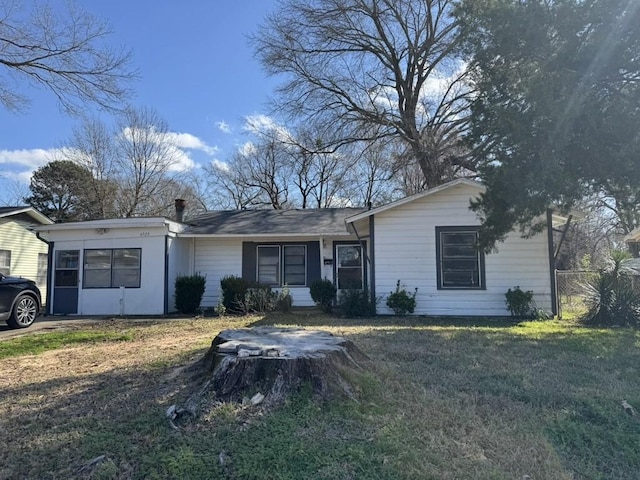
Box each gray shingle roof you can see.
[185,208,366,236]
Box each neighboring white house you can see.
[36,179,569,317]
[0,206,53,301]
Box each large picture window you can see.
[0,250,11,276]
[257,244,307,287]
[436,227,485,290]
[83,248,141,288]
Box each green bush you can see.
[505,286,535,318]
[386,280,418,315]
[220,275,250,314]
[339,288,376,317]
[174,273,206,314]
[310,278,337,313]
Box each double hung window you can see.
[436,227,485,290]
[257,245,306,287]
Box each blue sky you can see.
[0,0,281,204]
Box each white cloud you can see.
[211,159,230,172]
[0,148,57,170]
[119,127,220,173]
[216,121,231,134]
[165,131,219,156]
[243,114,293,143]
[238,141,257,157]
[3,169,36,185]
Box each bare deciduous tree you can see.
[0,0,135,114]
[114,107,181,217]
[62,117,118,218]
[254,0,474,188]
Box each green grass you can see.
[1,316,640,479]
[0,330,134,359]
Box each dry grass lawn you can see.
[1,314,639,479]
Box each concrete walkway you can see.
[0,315,184,340]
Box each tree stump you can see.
[189,326,369,409]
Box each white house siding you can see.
[194,238,243,308]
[45,227,168,315]
[372,183,552,316]
[0,218,49,302]
[167,236,192,312]
[193,236,358,308]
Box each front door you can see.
[335,243,365,291]
[52,250,79,314]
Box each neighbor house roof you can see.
[181,208,366,237]
[624,228,640,243]
[0,206,53,225]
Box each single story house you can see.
[0,206,53,300]
[36,179,569,317]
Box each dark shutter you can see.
[242,242,257,282]
[306,241,321,285]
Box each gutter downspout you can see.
[164,234,169,315]
[546,209,558,317]
[369,215,376,309]
[36,232,53,315]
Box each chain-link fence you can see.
[556,270,595,319]
[556,270,640,319]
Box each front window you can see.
[257,246,280,286]
[83,248,141,288]
[436,227,485,290]
[257,244,307,287]
[0,249,11,276]
[283,245,306,286]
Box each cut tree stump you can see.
[182,326,369,412]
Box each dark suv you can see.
[0,273,42,329]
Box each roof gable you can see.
[0,206,53,225]
[345,179,484,223]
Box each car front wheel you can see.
[7,294,38,329]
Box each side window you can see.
[436,227,485,290]
[0,249,11,276]
[36,253,48,287]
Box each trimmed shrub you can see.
[339,288,376,317]
[386,280,418,315]
[505,286,535,318]
[174,273,206,314]
[310,278,337,313]
[220,275,250,314]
